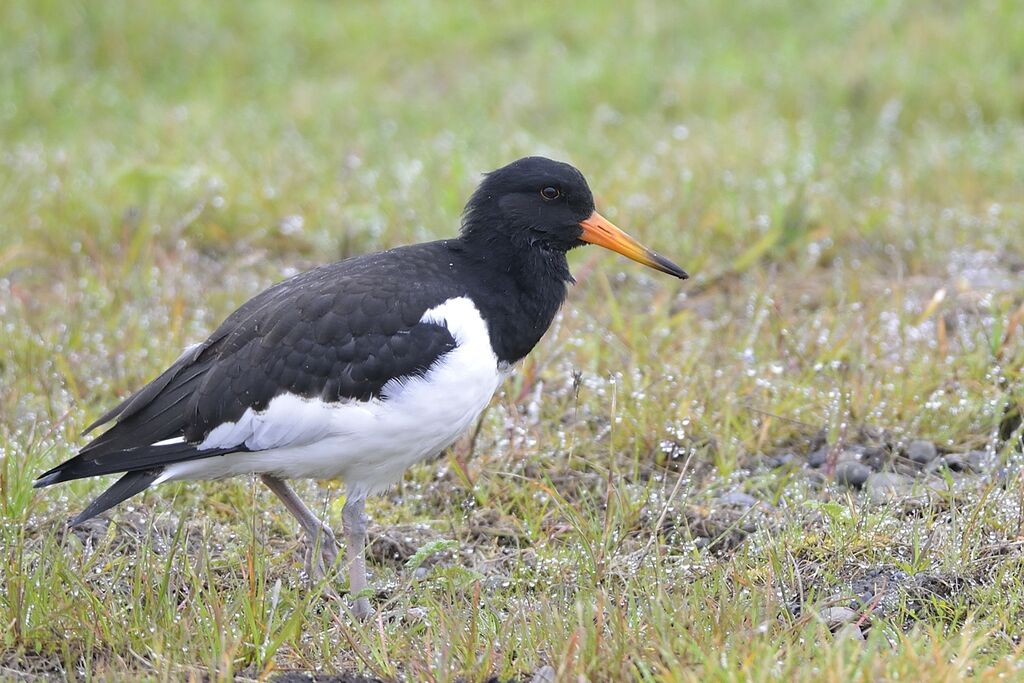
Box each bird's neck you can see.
[454,233,572,364]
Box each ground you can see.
[2,1,1024,681]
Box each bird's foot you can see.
[349,593,374,621]
[303,523,341,588]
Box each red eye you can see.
[541,187,561,200]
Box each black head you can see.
[461,156,596,251]
[460,156,687,278]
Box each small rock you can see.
[965,450,995,472]
[835,623,866,642]
[836,448,863,462]
[865,472,918,505]
[767,452,797,468]
[859,445,888,470]
[924,477,954,494]
[819,606,858,631]
[804,469,829,486]
[835,460,871,489]
[530,666,556,683]
[844,444,868,456]
[907,440,938,464]
[808,447,830,468]
[717,491,759,508]
[925,454,975,475]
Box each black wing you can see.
[36,244,465,487]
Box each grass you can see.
[2,0,1024,680]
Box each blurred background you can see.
[4,1,1021,263]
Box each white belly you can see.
[158,297,507,497]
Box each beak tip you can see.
[652,254,688,280]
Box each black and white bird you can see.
[35,156,687,618]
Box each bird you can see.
[35,156,687,618]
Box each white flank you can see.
[160,296,503,495]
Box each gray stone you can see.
[530,666,556,683]
[804,469,829,486]
[865,472,919,505]
[717,491,759,508]
[836,448,862,462]
[924,477,954,494]
[925,453,975,475]
[965,450,995,472]
[835,623,866,642]
[808,447,830,468]
[859,445,888,470]
[835,460,871,488]
[767,452,797,468]
[819,606,858,630]
[907,440,938,464]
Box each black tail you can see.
[34,441,241,487]
[34,441,242,524]
[68,469,163,525]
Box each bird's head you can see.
[461,156,687,279]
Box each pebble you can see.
[530,666,556,683]
[767,452,797,469]
[717,491,759,508]
[925,454,975,475]
[804,470,829,486]
[835,623,866,642]
[965,450,995,472]
[819,606,858,630]
[859,445,888,470]
[865,472,919,505]
[836,448,862,461]
[907,440,938,464]
[808,447,829,468]
[866,472,959,508]
[835,460,871,488]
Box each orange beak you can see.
[578,211,688,279]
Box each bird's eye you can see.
[540,186,561,200]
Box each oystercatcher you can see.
[36,156,686,617]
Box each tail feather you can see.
[80,373,204,455]
[34,442,242,487]
[69,469,162,525]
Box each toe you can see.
[350,596,374,620]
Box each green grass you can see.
[3,0,1024,680]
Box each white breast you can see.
[159,296,504,497]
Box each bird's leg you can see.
[259,474,339,585]
[342,494,373,620]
